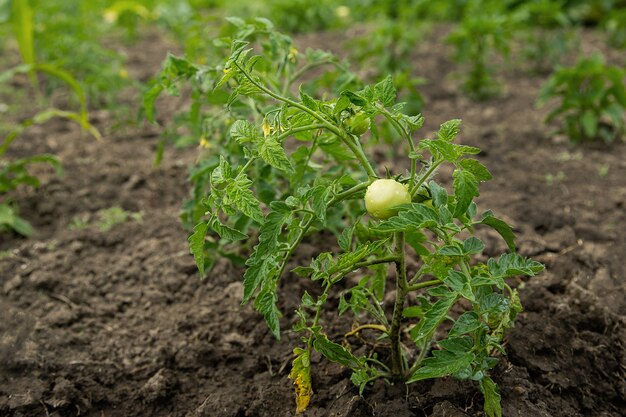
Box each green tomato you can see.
[346,113,371,136]
[364,179,411,219]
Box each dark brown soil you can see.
[1,27,625,417]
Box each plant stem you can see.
[345,324,388,338]
[352,255,399,270]
[275,124,327,142]
[328,180,374,205]
[406,335,432,378]
[406,279,440,292]
[410,159,442,196]
[389,231,408,378]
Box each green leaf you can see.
[143,84,164,123]
[373,203,439,233]
[310,186,332,225]
[300,87,319,111]
[255,287,281,339]
[458,159,492,181]
[411,293,457,344]
[429,181,448,208]
[338,224,354,251]
[0,204,34,236]
[313,334,361,369]
[480,377,502,417]
[242,203,291,303]
[449,312,483,337]
[188,222,209,277]
[581,111,598,138]
[453,168,479,218]
[478,212,516,252]
[11,0,35,69]
[437,119,462,142]
[210,217,247,241]
[444,270,475,301]
[374,76,396,107]
[407,348,474,382]
[258,136,293,172]
[341,90,367,106]
[437,245,465,257]
[463,237,485,254]
[420,139,457,162]
[230,120,259,144]
[225,174,264,223]
[437,336,473,354]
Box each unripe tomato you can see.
[364,179,411,219]
[346,113,371,136]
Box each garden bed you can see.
[1,28,624,417]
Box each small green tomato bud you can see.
[346,113,371,136]
[364,179,411,219]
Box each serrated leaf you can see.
[463,237,485,254]
[258,136,293,172]
[255,287,281,339]
[453,168,479,218]
[338,224,354,251]
[480,377,502,417]
[310,186,332,225]
[230,119,259,144]
[188,222,209,277]
[437,245,465,257]
[407,348,474,382]
[444,270,475,301]
[374,76,396,107]
[459,159,492,181]
[225,174,264,223]
[449,312,483,337]
[437,119,462,142]
[242,204,292,303]
[411,293,457,344]
[210,217,247,241]
[429,181,448,208]
[420,139,457,162]
[300,87,319,110]
[437,336,473,354]
[313,334,361,369]
[478,212,516,252]
[341,90,367,106]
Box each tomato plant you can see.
[538,53,626,143]
[149,21,544,416]
[447,0,511,100]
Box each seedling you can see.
[153,22,544,416]
[538,54,626,143]
[447,3,511,100]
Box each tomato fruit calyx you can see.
[364,179,411,219]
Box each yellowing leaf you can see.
[289,348,312,413]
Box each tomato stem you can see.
[389,231,408,379]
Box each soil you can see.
[1,26,625,417]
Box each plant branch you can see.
[345,324,388,338]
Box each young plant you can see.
[511,0,579,74]
[348,0,427,116]
[0,64,101,236]
[538,54,626,143]
[447,1,511,100]
[165,24,544,416]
